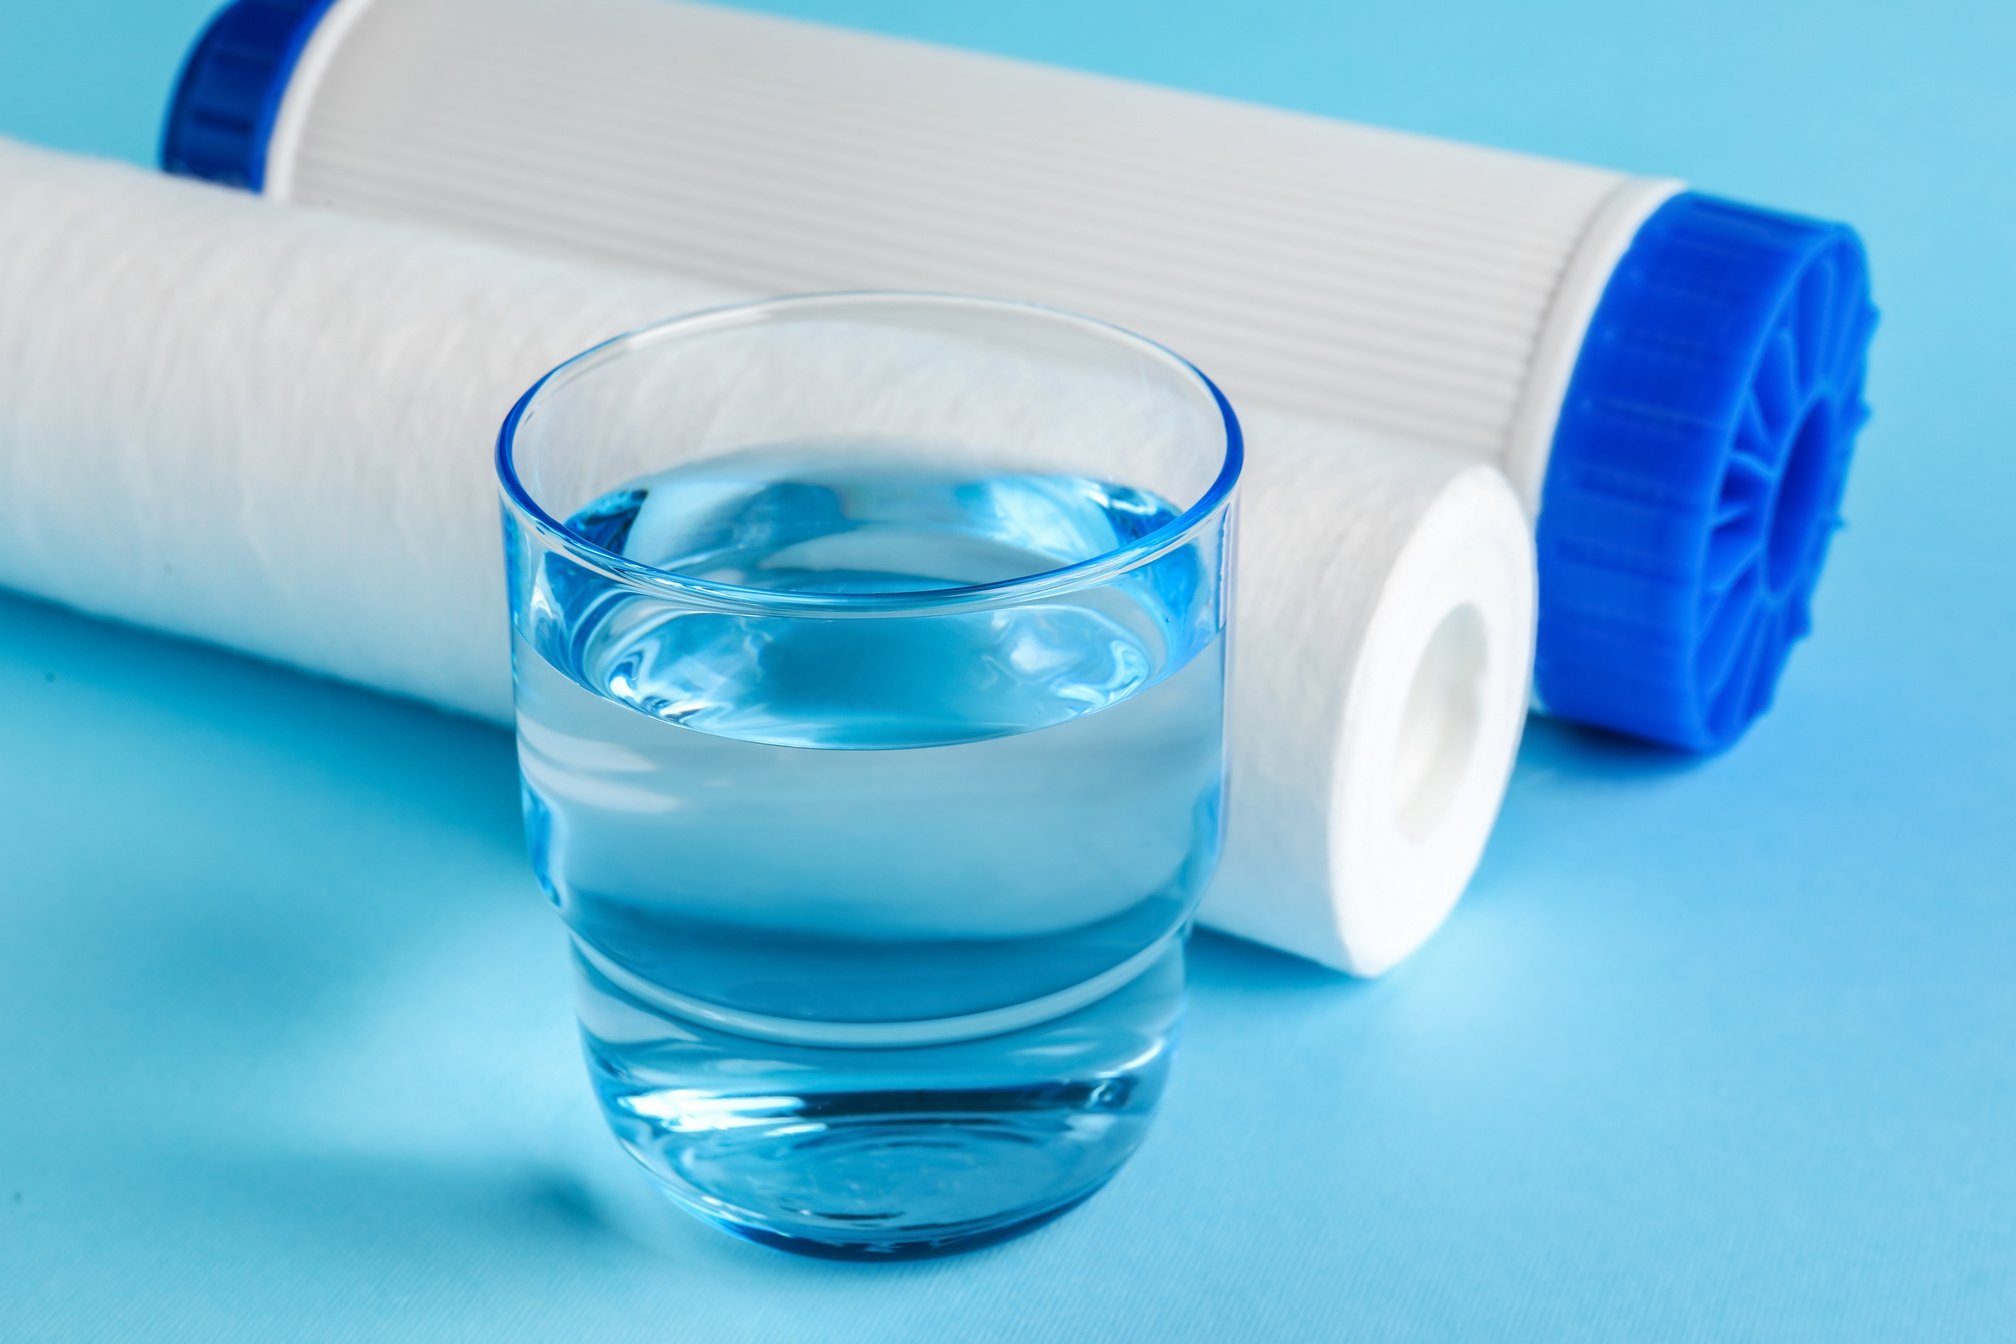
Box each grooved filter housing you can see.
[163,0,1879,751]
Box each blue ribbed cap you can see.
[1536,193,1877,752]
[161,0,340,189]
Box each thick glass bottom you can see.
[576,938,1186,1259]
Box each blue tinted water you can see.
[511,448,1225,1256]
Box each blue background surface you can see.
[2,2,2013,1339]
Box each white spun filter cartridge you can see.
[162,0,1879,753]
[0,137,1534,975]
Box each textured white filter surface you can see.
[0,138,1532,972]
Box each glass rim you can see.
[495,291,1243,616]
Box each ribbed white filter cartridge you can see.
[167,0,1877,753]
[272,0,1670,494]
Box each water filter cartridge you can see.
[0,136,1534,975]
[162,0,1877,751]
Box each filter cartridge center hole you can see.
[1393,604,1488,841]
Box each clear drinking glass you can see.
[497,293,1240,1258]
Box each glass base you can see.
[655,1107,1124,1260]
[577,941,1185,1259]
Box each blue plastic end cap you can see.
[1535,192,1877,754]
[160,0,341,190]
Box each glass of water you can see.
[497,293,1240,1259]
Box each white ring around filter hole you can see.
[1392,602,1489,842]
[1323,461,1533,977]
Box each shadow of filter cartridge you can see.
[0,136,1533,975]
[162,0,1879,753]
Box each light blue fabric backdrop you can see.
[2,2,2012,1339]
